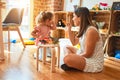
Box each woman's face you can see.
[72,13,80,26]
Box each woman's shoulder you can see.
[86,26,99,35]
[86,26,100,41]
[86,26,98,33]
[87,26,98,30]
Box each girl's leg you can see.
[63,54,86,71]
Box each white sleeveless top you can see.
[78,26,104,72]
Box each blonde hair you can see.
[35,11,53,24]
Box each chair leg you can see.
[16,27,26,48]
[8,29,10,52]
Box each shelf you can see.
[110,34,120,37]
[90,10,111,30]
[54,11,73,14]
[90,10,111,13]
[113,10,120,14]
[56,27,65,30]
[54,11,74,28]
[54,11,67,14]
[99,29,108,35]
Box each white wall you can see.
[64,0,120,11]
[64,0,80,11]
[82,0,120,9]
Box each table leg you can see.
[57,46,60,68]
[43,47,46,64]
[36,47,39,71]
[51,48,55,72]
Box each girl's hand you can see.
[31,32,39,38]
[50,21,56,30]
[31,29,39,38]
[50,21,54,26]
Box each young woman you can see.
[61,7,104,73]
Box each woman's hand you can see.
[66,23,72,31]
[66,22,79,46]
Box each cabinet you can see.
[90,10,111,44]
[54,11,74,27]
[106,10,120,60]
[51,11,74,39]
[107,35,120,57]
[109,10,120,34]
[90,10,110,30]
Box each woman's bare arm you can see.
[80,28,99,58]
[67,23,79,46]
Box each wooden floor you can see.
[0,43,120,80]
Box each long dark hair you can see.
[74,7,98,38]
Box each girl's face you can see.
[72,13,80,26]
[45,19,52,26]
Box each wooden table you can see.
[0,2,5,61]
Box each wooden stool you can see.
[36,44,60,72]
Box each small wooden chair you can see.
[36,44,60,72]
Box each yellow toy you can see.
[74,43,80,49]
[24,40,35,45]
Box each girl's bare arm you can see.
[31,29,39,38]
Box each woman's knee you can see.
[63,55,72,65]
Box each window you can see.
[64,0,80,11]
[5,0,30,40]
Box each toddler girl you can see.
[31,11,56,60]
[31,11,56,45]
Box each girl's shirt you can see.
[33,25,51,45]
